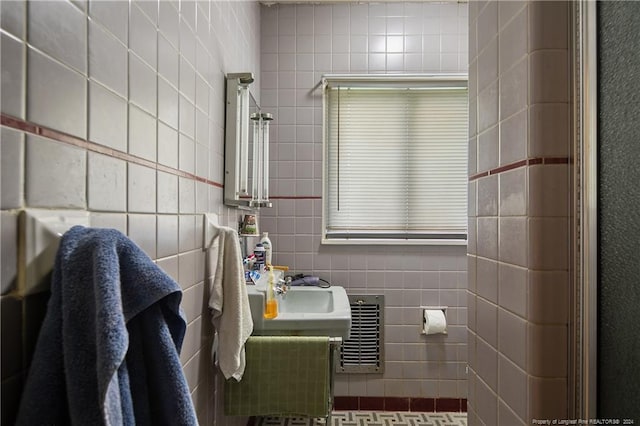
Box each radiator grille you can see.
[338,295,384,374]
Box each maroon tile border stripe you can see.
[5,114,570,192]
[334,396,359,411]
[528,158,543,166]
[469,157,572,182]
[490,159,528,175]
[333,396,467,413]
[1,113,224,189]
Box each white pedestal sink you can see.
[246,273,352,340]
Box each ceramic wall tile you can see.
[128,163,157,214]
[88,20,127,97]
[1,33,25,119]
[499,7,527,74]
[1,0,26,39]
[0,128,24,209]
[28,0,86,73]
[130,52,158,115]
[27,48,86,138]
[89,0,128,44]
[1,213,19,295]
[130,4,157,69]
[87,152,127,212]
[128,105,157,162]
[25,135,86,208]
[88,81,127,152]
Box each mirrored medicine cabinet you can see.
[224,73,273,209]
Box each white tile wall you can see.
[88,20,127,97]
[1,32,25,119]
[1,1,25,40]
[157,171,179,214]
[88,81,128,151]
[158,34,180,88]
[128,213,157,259]
[128,105,157,161]
[499,168,527,216]
[1,1,261,424]
[500,56,528,121]
[529,103,570,158]
[498,263,527,318]
[477,174,498,217]
[90,212,127,233]
[1,212,19,294]
[89,0,128,44]
[179,95,196,139]
[87,152,127,212]
[130,52,158,115]
[157,215,179,259]
[128,163,157,214]
[0,128,23,210]
[500,109,527,166]
[179,133,196,174]
[28,0,87,73]
[27,48,87,138]
[25,135,86,208]
[260,2,468,399]
[468,1,571,425]
[129,3,157,68]
[477,82,498,137]
[178,177,196,214]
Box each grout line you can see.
[1,113,224,189]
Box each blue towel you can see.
[16,226,198,426]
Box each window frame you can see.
[321,74,469,246]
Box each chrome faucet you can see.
[274,277,291,296]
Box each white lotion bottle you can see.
[260,232,272,265]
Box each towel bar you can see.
[202,213,220,250]
[16,209,90,297]
[327,337,342,425]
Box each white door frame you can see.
[574,0,598,419]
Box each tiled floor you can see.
[257,411,467,426]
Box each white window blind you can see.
[323,77,468,243]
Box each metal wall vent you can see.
[337,294,384,374]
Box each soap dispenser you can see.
[263,266,278,319]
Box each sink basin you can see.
[246,275,351,340]
[279,288,334,314]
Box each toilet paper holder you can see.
[420,306,448,335]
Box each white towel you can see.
[208,226,253,381]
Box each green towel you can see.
[224,336,330,417]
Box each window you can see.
[322,75,468,244]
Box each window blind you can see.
[324,79,468,242]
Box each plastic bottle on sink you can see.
[263,266,278,319]
[253,243,265,271]
[260,232,272,266]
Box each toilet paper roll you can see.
[423,309,447,335]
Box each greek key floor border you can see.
[256,411,467,426]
